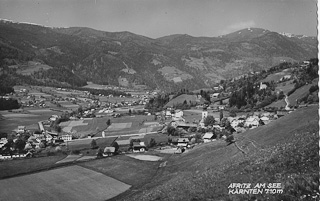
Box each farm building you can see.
[174,110,183,118]
[260,116,270,124]
[244,117,260,128]
[175,122,197,130]
[103,147,116,156]
[203,132,216,143]
[17,126,26,134]
[133,142,147,153]
[61,134,72,141]
[172,138,190,147]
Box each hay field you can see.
[67,137,117,150]
[0,165,131,201]
[81,155,163,187]
[107,122,132,131]
[96,115,158,137]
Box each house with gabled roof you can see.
[203,132,216,143]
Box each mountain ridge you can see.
[0,19,317,91]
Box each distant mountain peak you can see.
[220,27,270,40]
[279,32,310,39]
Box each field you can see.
[66,137,118,151]
[268,79,318,108]
[0,155,66,179]
[261,68,293,83]
[0,165,131,201]
[164,94,205,107]
[81,154,166,188]
[59,115,159,138]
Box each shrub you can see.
[70,150,80,155]
[148,138,157,148]
[204,115,215,127]
[96,148,103,158]
[90,139,99,149]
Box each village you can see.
[0,81,295,160]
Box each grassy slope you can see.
[267,78,318,108]
[80,155,164,188]
[118,105,319,201]
[165,94,205,107]
[0,155,66,179]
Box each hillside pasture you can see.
[165,94,205,107]
[0,165,131,201]
[275,80,295,94]
[261,69,293,83]
[121,106,319,201]
[15,61,52,75]
[0,155,66,179]
[80,155,163,188]
[287,79,318,106]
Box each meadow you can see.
[0,165,131,201]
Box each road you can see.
[284,95,290,110]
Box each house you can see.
[176,138,190,147]
[172,116,185,122]
[276,111,287,117]
[202,110,208,120]
[17,126,26,134]
[133,142,147,152]
[103,147,116,156]
[231,119,241,128]
[174,110,183,118]
[203,132,216,143]
[174,122,197,130]
[280,75,292,82]
[244,117,260,128]
[49,115,60,122]
[61,134,72,141]
[260,116,270,124]
[0,139,8,149]
[210,93,220,98]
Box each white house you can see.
[231,119,240,128]
[244,117,260,128]
[177,138,189,147]
[17,126,26,134]
[202,110,208,120]
[174,110,184,118]
[203,132,216,143]
[259,82,267,90]
[61,134,72,141]
[260,116,270,124]
[210,93,220,98]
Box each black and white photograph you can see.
[0,0,318,200]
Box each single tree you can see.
[90,139,98,149]
[149,138,157,148]
[14,138,26,153]
[204,115,215,127]
[111,141,119,153]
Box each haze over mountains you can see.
[0,19,317,91]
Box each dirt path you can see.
[285,95,290,110]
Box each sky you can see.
[0,0,317,38]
